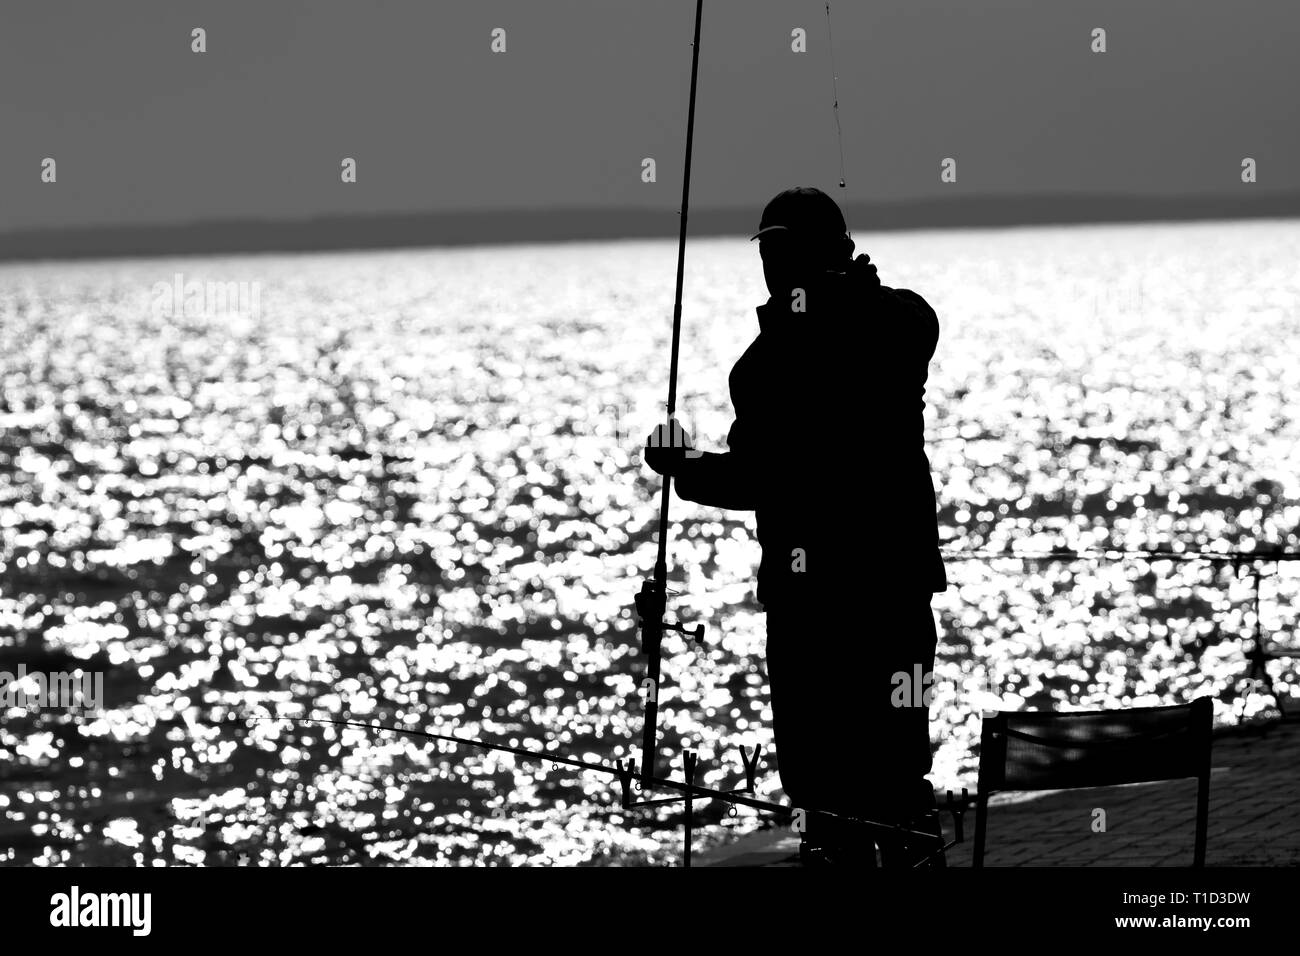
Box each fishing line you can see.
[825,2,847,190]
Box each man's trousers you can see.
[765,590,942,865]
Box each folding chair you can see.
[973,697,1213,867]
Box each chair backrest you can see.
[974,698,1213,867]
[979,697,1212,792]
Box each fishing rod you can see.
[239,713,938,834]
[942,547,1300,564]
[634,0,706,788]
[940,545,1300,718]
[238,713,959,866]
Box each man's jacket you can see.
[673,265,948,608]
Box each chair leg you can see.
[973,794,988,868]
[1194,773,1209,867]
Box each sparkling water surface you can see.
[1,220,1298,865]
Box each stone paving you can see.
[698,715,1300,867]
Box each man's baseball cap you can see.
[750,186,849,242]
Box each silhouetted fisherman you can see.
[644,186,949,866]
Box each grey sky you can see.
[1,0,1296,232]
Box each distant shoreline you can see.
[2,193,1297,262]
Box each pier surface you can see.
[697,716,1300,867]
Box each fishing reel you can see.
[634,579,707,644]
